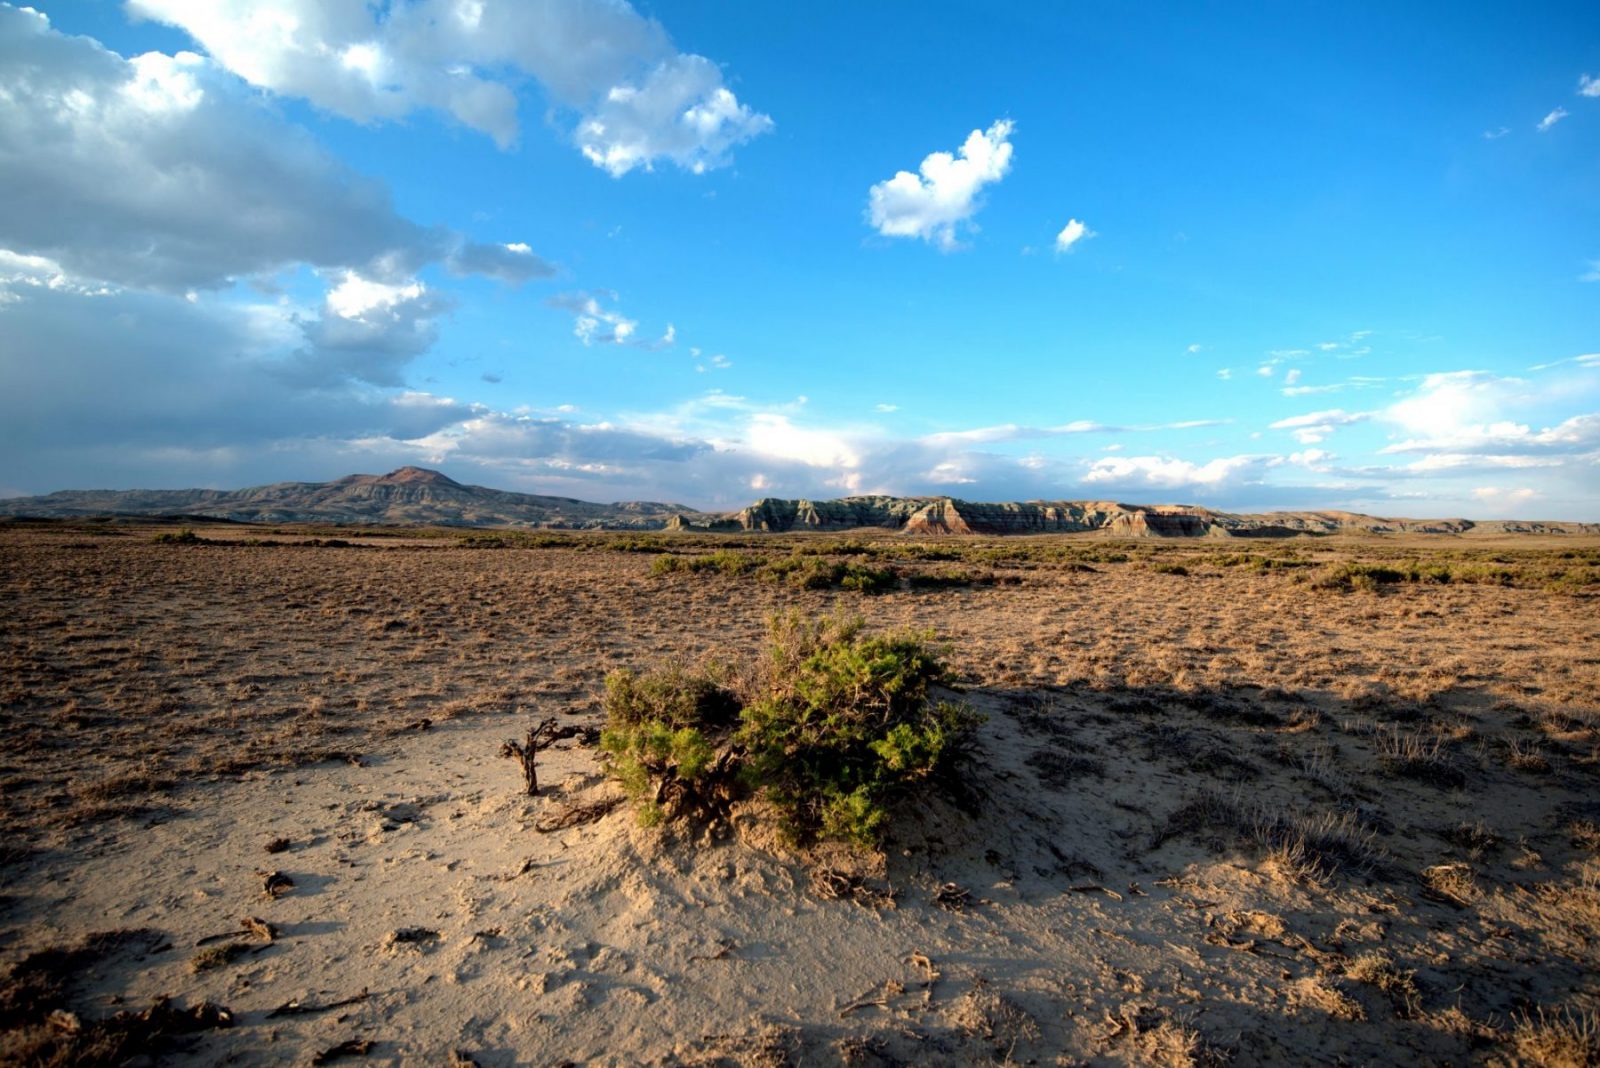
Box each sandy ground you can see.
[3,527,1599,1064]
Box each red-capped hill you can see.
[378,466,460,486]
[335,466,462,488]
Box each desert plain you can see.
[2,522,1599,1066]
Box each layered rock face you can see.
[8,471,1598,536]
[733,496,935,532]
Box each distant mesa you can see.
[2,468,1596,537]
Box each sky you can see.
[1,1,1598,518]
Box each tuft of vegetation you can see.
[649,550,760,577]
[1510,1006,1600,1066]
[651,551,903,593]
[1154,787,1382,881]
[152,528,206,545]
[599,612,979,850]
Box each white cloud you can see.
[1380,412,1600,457]
[1473,486,1537,503]
[324,272,424,320]
[577,55,772,176]
[1290,449,1335,470]
[1483,126,1510,140]
[1186,343,1204,354]
[1284,369,1302,386]
[551,291,636,346]
[866,120,1014,250]
[1269,408,1369,445]
[1581,261,1600,283]
[1385,370,1529,440]
[292,270,453,387]
[1256,365,1275,378]
[1054,218,1093,253]
[1537,107,1569,132]
[1082,454,1280,490]
[546,290,676,350]
[0,7,546,291]
[1216,369,1232,380]
[874,403,898,413]
[1580,74,1600,98]
[129,0,771,174]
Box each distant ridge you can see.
[0,467,693,529]
[3,468,1597,536]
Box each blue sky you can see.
[1,1,1597,517]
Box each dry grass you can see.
[3,525,1600,1062]
[1509,1006,1600,1066]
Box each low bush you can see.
[598,612,979,850]
[906,567,996,589]
[836,563,898,594]
[152,528,205,545]
[649,550,760,576]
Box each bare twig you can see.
[500,717,559,796]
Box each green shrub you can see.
[597,612,979,850]
[906,566,994,589]
[838,563,898,594]
[760,555,843,588]
[599,664,741,824]
[602,664,741,730]
[755,556,899,593]
[1308,562,1406,590]
[153,527,204,545]
[606,535,672,553]
[736,613,977,848]
[650,550,759,576]
[1149,562,1190,576]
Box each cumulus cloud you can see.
[290,271,455,387]
[1384,371,1530,441]
[866,120,1014,250]
[1082,454,1281,491]
[1537,107,1568,132]
[577,54,772,176]
[1054,219,1093,253]
[0,6,547,291]
[1380,412,1600,458]
[129,0,771,174]
[1348,369,1600,483]
[1580,74,1600,98]
[0,283,475,486]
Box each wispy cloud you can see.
[1538,107,1569,132]
[1269,408,1370,444]
[547,290,674,349]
